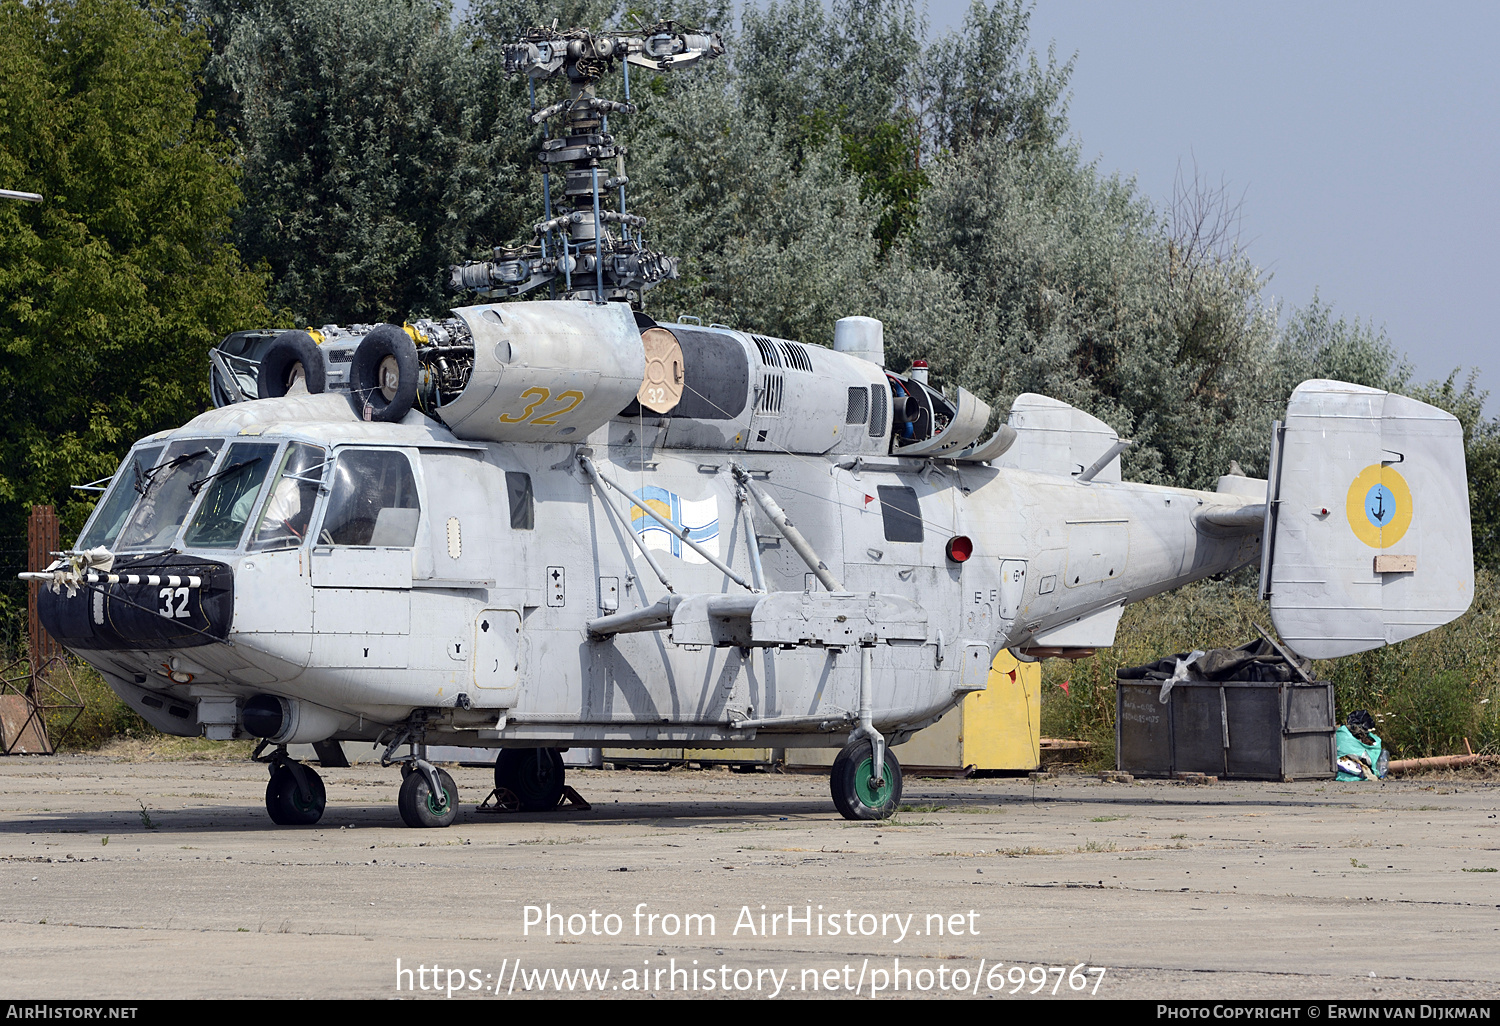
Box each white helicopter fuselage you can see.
[53,386,1262,754]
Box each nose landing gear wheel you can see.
[830,739,902,821]
[495,748,566,811]
[266,765,326,826]
[398,767,458,828]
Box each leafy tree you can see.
[0,0,270,548]
[1469,418,1500,570]
[208,0,529,324]
[919,0,1072,155]
[871,133,1283,490]
[739,0,926,249]
[628,67,882,344]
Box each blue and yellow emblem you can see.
[1345,464,1412,548]
[630,486,720,564]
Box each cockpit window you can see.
[318,449,420,546]
[181,442,279,549]
[113,440,225,551]
[250,442,327,550]
[76,445,164,550]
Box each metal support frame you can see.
[845,639,886,788]
[1076,439,1135,483]
[587,457,756,591]
[577,455,676,594]
[730,464,843,591]
[376,712,449,812]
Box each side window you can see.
[877,485,923,543]
[319,449,420,547]
[506,472,534,530]
[182,442,279,549]
[250,442,327,550]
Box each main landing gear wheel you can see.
[265,764,326,826]
[830,739,902,821]
[398,767,458,828]
[495,748,566,811]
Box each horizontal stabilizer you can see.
[1265,380,1473,659]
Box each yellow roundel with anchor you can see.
[1345,464,1413,548]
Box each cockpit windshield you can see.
[112,440,224,551]
[76,445,165,551]
[182,442,279,549]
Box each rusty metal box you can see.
[1116,678,1336,781]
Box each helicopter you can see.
[25,23,1474,827]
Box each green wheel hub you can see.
[853,757,894,809]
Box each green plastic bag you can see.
[1335,725,1385,781]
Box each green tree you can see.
[209,0,528,324]
[872,133,1284,490]
[919,0,1072,155]
[739,0,927,250]
[0,0,270,552]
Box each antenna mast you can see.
[450,22,722,306]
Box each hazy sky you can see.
[922,0,1498,413]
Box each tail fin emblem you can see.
[1345,465,1412,548]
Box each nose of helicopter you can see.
[36,554,234,652]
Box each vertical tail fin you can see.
[1264,380,1473,658]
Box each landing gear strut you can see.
[254,742,326,826]
[381,714,458,828]
[830,641,902,820]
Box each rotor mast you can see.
[450,23,722,306]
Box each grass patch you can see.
[1090,815,1127,822]
[40,660,151,750]
[1461,867,1497,873]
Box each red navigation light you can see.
[946,535,973,563]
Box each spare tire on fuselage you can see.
[256,330,327,399]
[349,323,419,422]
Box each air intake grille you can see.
[868,384,888,437]
[758,373,784,415]
[846,386,869,425]
[753,335,783,368]
[780,341,814,373]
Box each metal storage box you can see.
[1116,678,1336,781]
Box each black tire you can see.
[398,767,458,828]
[265,765,326,826]
[257,330,326,399]
[495,748,565,812]
[830,740,902,821]
[349,323,418,422]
